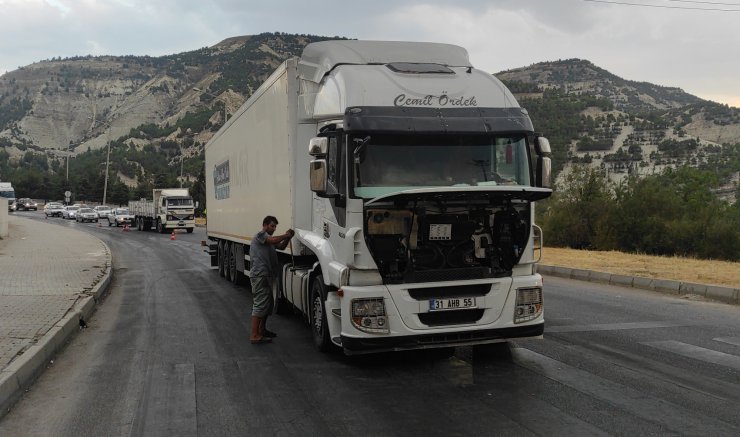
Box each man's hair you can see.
[263,215,278,226]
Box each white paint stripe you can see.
[714,337,740,347]
[642,340,740,371]
[512,348,738,435]
[547,321,688,333]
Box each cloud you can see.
[0,0,738,106]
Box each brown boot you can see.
[250,316,271,344]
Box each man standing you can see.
[249,215,294,344]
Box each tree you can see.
[540,165,614,249]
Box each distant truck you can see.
[0,182,16,212]
[129,188,195,233]
[204,40,552,355]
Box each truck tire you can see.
[157,219,165,233]
[217,240,226,277]
[229,243,240,284]
[186,227,194,233]
[310,275,333,352]
[224,242,233,282]
[137,218,143,231]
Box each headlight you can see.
[514,287,543,323]
[351,298,389,333]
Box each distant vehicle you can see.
[107,208,133,227]
[76,208,99,223]
[93,205,112,218]
[44,202,65,217]
[15,198,38,211]
[0,182,15,212]
[62,205,80,220]
[129,188,195,233]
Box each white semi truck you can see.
[0,182,16,212]
[129,188,195,233]
[204,40,552,354]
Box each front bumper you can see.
[332,275,544,354]
[341,323,543,354]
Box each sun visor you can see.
[364,186,553,205]
[344,106,534,134]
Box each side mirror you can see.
[309,137,328,157]
[537,156,552,188]
[535,136,551,155]
[310,159,329,196]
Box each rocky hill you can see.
[0,36,737,204]
[497,59,739,199]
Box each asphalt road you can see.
[1,214,739,436]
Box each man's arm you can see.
[266,229,294,248]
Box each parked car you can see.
[93,205,112,218]
[44,202,65,217]
[108,208,133,227]
[76,207,99,223]
[62,205,80,220]
[15,198,38,211]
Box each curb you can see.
[0,242,112,420]
[537,264,739,305]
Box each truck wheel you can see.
[186,227,194,233]
[310,275,333,352]
[229,243,240,284]
[156,219,164,233]
[217,241,226,277]
[224,242,233,281]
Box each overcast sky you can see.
[1,0,739,107]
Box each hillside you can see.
[497,59,739,198]
[0,36,738,207]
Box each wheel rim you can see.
[312,294,323,335]
[228,246,236,279]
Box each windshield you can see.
[116,209,130,215]
[0,189,15,199]
[167,197,193,207]
[353,134,531,198]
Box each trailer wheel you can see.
[229,243,240,284]
[224,242,234,282]
[217,241,226,277]
[310,275,333,352]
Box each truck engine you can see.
[365,202,530,284]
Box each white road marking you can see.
[547,321,689,333]
[714,337,740,347]
[642,340,740,371]
[512,348,738,435]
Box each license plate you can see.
[429,297,476,311]
[178,221,185,226]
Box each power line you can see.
[666,0,740,5]
[583,0,740,11]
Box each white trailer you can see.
[129,188,195,233]
[0,182,16,212]
[204,40,553,354]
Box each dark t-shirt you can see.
[250,230,278,277]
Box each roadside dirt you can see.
[542,247,739,288]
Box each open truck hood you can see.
[364,185,552,205]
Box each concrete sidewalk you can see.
[0,214,111,419]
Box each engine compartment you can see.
[365,201,530,284]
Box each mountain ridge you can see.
[0,33,737,203]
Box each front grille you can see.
[418,309,484,326]
[408,283,491,300]
[404,267,490,283]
